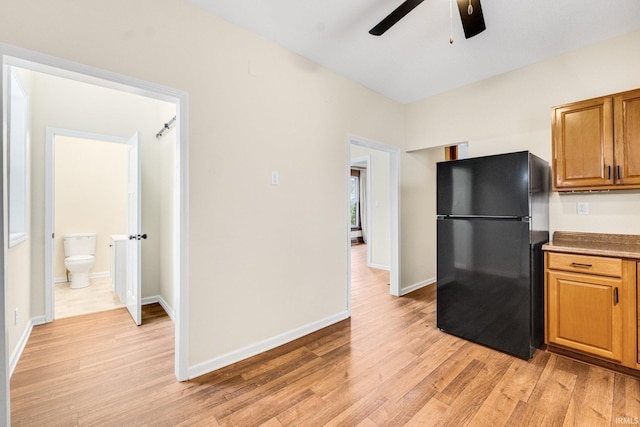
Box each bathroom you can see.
[54,134,128,318]
[7,66,178,327]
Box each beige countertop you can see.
[542,231,640,260]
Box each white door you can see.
[126,132,142,325]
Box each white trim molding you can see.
[188,310,350,380]
[347,134,401,297]
[9,316,45,378]
[369,263,391,271]
[400,278,436,296]
[141,295,175,322]
[44,128,135,323]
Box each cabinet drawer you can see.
[547,252,622,277]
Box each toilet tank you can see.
[63,233,97,257]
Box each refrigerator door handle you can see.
[439,215,527,221]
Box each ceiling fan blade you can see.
[369,0,425,36]
[456,0,486,39]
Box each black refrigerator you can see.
[436,151,549,359]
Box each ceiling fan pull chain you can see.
[468,0,473,15]
[450,0,454,43]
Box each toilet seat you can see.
[65,255,94,263]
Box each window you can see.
[9,69,29,247]
[350,172,360,228]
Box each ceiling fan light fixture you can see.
[369,0,485,40]
[456,0,486,39]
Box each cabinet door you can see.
[614,89,640,186]
[552,97,614,189]
[547,270,622,362]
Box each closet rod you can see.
[156,115,177,139]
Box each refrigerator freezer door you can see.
[437,151,530,217]
[437,217,536,359]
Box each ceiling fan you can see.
[369,0,486,40]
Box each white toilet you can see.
[63,233,97,289]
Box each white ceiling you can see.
[189,0,640,104]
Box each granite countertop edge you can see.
[542,231,640,260]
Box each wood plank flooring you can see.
[10,244,640,426]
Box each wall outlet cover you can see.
[576,202,589,215]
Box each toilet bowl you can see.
[63,233,97,289]
[64,255,95,289]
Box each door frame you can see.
[347,134,401,297]
[350,155,372,264]
[0,43,190,392]
[44,128,139,323]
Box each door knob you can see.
[129,234,148,240]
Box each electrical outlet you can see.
[14,308,18,325]
[576,202,589,215]
[271,171,279,185]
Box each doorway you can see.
[1,45,189,393]
[48,132,132,320]
[347,135,400,304]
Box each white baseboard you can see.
[141,295,175,321]
[10,315,46,378]
[54,270,110,284]
[188,310,350,380]
[369,263,390,271]
[400,277,436,296]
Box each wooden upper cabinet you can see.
[614,89,640,186]
[552,88,640,191]
[553,96,613,189]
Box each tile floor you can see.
[55,276,125,319]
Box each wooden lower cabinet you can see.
[546,270,622,361]
[545,252,638,371]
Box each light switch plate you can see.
[576,202,589,215]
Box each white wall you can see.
[157,104,177,312]
[406,30,640,251]
[6,68,33,362]
[400,147,443,290]
[350,145,390,269]
[0,0,406,371]
[54,136,127,279]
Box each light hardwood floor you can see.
[55,276,125,319]
[10,244,640,426]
